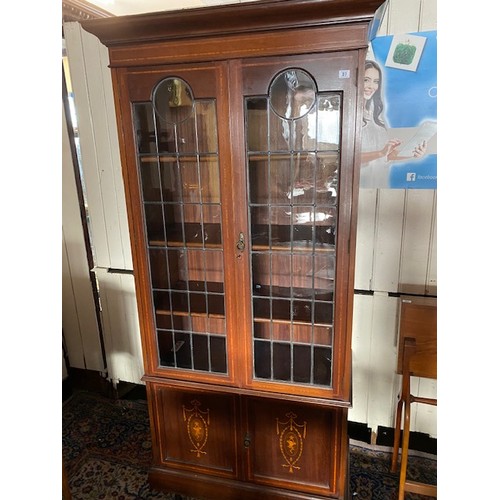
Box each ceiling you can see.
[85,0,259,17]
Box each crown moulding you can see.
[62,0,114,22]
[81,0,385,47]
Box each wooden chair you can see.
[390,296,437,499]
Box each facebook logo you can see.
[406,173,417,182]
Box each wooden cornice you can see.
[62,0,114,22]
[81,0,385,47]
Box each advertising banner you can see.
[361,31,437,189]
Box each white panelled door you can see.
[63,21,143,385]
[62,104,104,373]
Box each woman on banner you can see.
[360,59,426,188]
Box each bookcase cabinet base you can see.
[149,466,349,500]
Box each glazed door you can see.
[119,62,238,385]
[236,52,361,401]
[117,52,360,398]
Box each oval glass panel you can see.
[269,69,316,120]
[153,77,194,124]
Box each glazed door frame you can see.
[112,61,241,387]
[231,51,363,402]
[111,47,365,402]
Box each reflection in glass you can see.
[247,70,340,388]
[153,77,194,124]
[134,103,157,154]
[246,98,268,152]
[317,95,341,150]
[269,69,316,120]
[196,101,218,153]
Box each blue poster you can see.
[361,31,437,189]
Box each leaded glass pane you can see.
[246,68,341,389]
[133,76,227,375]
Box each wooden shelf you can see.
[251,243,335,253]
[248,152,339,161]
[253,317,331,329]
[147,222,223,248]
[140,154,218,163]
[156,309,225,320]
[149,239,222,249]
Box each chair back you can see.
[396,296,437,380]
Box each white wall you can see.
[62,0,437,437]
[62,102,104,372]
[349,0,437,437]
[63,22,143,385]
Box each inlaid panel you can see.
[155,386,238,477]
[245,397,344,495]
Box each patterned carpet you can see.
[62,390,436,499]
